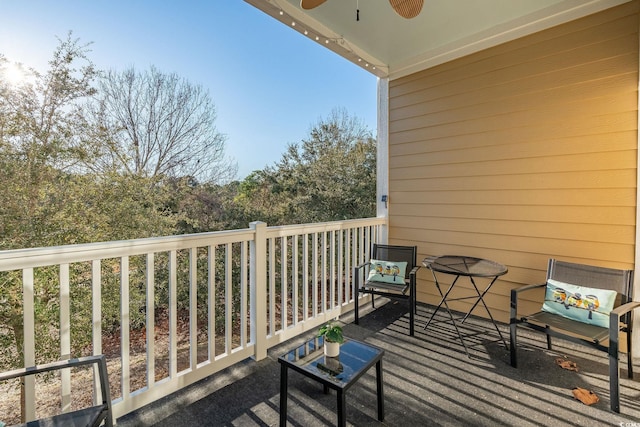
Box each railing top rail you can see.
[0,218,385,271]
[265,217,385,239]
[0,228,255,271]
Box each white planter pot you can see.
[324,340,340,357]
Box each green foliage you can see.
[317,321,344,343]
[169,177,244,233]
[232,108,376,225]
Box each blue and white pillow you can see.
[541,278,617,328]
[367,259,407,285]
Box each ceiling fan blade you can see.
[389,0,424,19]
[300,0,327,10]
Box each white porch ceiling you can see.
[244,0,630,79]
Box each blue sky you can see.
[0,0,378,179]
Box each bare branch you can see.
[89,66,237,183]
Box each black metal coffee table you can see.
[278,336,384,427]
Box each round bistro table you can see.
[422,255,508,357]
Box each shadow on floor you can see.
[118,301,640,426]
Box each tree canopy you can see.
[231,108,377,226]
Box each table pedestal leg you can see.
[376,359,385,421]
[337,390,346,427]
[425,272,472,357]
[464,276,509,349]
[424,272,460,329]
[279,364,288,427]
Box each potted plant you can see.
[318,321,344,357]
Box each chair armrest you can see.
[353,262,371,290]
[610,301,640,332]
[0,355,106,381]
[611,301,640,317]
[510,283,546,323]
[406,266,420,286]
[609,301,640,360]
[512,282,546,295]
[354,261,371,272]
[0,355,112,423]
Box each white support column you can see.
[241,241,248,347]
[377,77,390,244]
[91,260,102,404]
[59,263,71,413]
[281,237,288,330]
[292,235,299,324]
[189,248,198,369]
[207,246,215,360]
[224,244,232,354]
[145,253,155,387]
[302,234,309,321]
[633,27,640,356]
[120,256,130,398]
[169,251,178,376]
[22,268,35,422]
[268,238,275,335]
[250,221,268,360]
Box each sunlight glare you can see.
[3,62,26,85]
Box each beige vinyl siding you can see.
[387,1,639,323]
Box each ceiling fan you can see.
[301,0,424,19]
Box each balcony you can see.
[119,302,640,426]
[1,217,639,425]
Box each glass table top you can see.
[423,255,508,277]
[279,336,383,388]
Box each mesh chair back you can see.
[547,259,634,306]
[372,244,417,280]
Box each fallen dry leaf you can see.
[556,357,579,372]
[572,387,599,405]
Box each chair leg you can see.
[509,290,518,368]
[546,332,552,350]
[409,293,415,336]
[610,342,621,413]
[509,322,518,368]
[610,312,621,413]
[626,324,633,379]
[353,267,360,325]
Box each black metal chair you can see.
[353,244,419,336]
[510,258,637,413]
[0,354,113,427]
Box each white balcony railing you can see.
[0,217,385,421]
